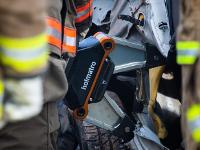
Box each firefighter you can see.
[46,0,93,149]
[0,0,93,149]
[47,0,93,149]
[177,0,200,149]
[0,0,49,149]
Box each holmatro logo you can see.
[81,62,97,91]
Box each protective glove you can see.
[148,66,168,139]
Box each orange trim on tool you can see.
[94,32,115,51]
[76,0,93,13]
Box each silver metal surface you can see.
[86,92,126,131]
[110,37,146,73]
[92,0,114,26]
[132,125,169,150]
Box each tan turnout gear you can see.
[0,0,50,149]
[0,0,93,149]
[45,0,93,144]
[0,0,48,127]
[177,0,200,149]
[0,0,94,149]
[148,66,167,139]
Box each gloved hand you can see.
[0,76,44,129]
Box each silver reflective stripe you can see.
[178,50,199,56]
[76,6,91,19]
[47,27,61,40]
[188,117,200,132]
[2,45,47,60]
[63,36,76,47]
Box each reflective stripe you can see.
[0,104,3,120]
[177,50,199,56]
[187,104,200,142]
[47,17,62,49]
[177,41,200,50]
[75,0,93,23]
[47,17,62,33]
[0,33,47,50]
[0,33,48,73]
[0,80,3,120]
[62,27,76,53]
[76,7,91,18]
[187,104,200,122]
[176,41,200,65]
[76,0,93,13]
[63,37,76,47]
[177,56,197,65]
[3,45,47,60]
[75,8,93,23]
[1,51,48,73]
[192,128,200,142]
[188,117,200,132]
[47,27,62,49]
[0,81,4,96]
[188,118,200,142]
[47,27,61,40]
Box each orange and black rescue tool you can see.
[65,32,115,120]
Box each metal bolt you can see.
[102,80,107,84]
[89,98,93,102]
[103,42,112,50]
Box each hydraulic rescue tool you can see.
[65,32,115,120]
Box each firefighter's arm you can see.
[0,0,48,126]
[177,0,200,143]
[61,0,77,57]
[75,0,93,38]
[176,0,200,65]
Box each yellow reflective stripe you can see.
[187,105,200,142]
[176,41,200,64]
[0,33,49,73]
[0,80,4,120]
[0,33,48,51]
[177,55,197,65]
[187,104,200,122]
[1,51,48,73]
[192,128,200,142]
[0,80,4,96]
[177,41,200,51]
[0,104,3,120]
